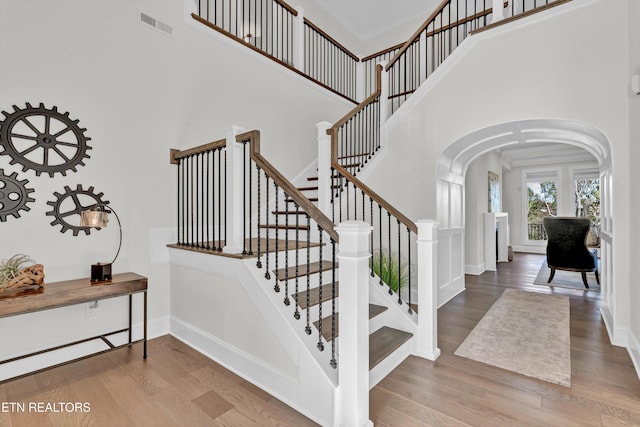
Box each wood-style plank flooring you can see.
[2,253,639,426]
[372,253,640,426]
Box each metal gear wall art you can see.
[0,103,92,177]
[46,184,109,235]
[0,169,35,222]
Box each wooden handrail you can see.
[191,14,357,104]
[385,0,453,71]
[327,65,417,234]
[236,130,339,242]
[170,138,226,164]
[470,0,571,35]
[386,1,507,71]
[329,64,382,130]
[273,0,298,16]
[361,42,405,63]
[303,18,360,61]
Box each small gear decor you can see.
[0,169,35,222]
[0,103,92,177]
[46,184,109,235]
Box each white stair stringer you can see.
[168,248,337,426]
[368,276,417,388]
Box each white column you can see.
[316,121,332,217]
[292,6,305,71]
[336,221,373,427]
[378,61,389,130]
[414,219,441,361]
[223,125,246,254]
[491,0,505,23]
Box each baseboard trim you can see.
[465,263,485,275]
[169,316,331,427]
[627,329,640,381]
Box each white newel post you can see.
[292,6,305,71]
[224,125,246,254]
[355,59,365,102]
[492,0,505,22]
[415,219,441,361]
[316,121,332,217]
[336,221,373,427]
[378,60,389,136]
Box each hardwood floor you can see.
[2,253,639,426]
[371,253,640,426]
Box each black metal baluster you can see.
[378,204,383,285]
[274,183,280,292]
[284,194,290,306]
[206,151,210,250]
[305,214,312,335]
[294,203,300,320]
[219,148,224,251]
[189,155,194,246]
[317,225,324,351]
[265,175,271,280]
[178,157,183,245]
[248,146,253,255]
[330,238,337,368]
[388,212,392,295]
[242,143,248,254]
[257,164,262,268]
[407,227,413,314]
[397,219,402,304]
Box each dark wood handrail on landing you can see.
[170,138,226,164]
[237,130,339,242]
[470,0,572,35]
[327,64,417,234]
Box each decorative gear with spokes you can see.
[0,103,92,177]
[0,169,35,222]
[46,184,109,235]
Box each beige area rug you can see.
[454,288,571,387]
[533,258,600,291]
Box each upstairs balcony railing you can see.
[193,0,358,103]
[385,0,570,114]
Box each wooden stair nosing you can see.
[369,326,413,370]
[297,186,318,192]
[313,304,388,341]
[275,260,335,282]
[271,210,308,215]
[286,197,318,203]
[259,224,310,231]
[292,282,339,309]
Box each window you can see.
[524,170,558,243]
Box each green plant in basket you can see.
[372,249,408,293]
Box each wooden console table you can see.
[0,272,147,383]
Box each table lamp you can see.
[80,203,122,283]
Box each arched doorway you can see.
[436,119,614,331]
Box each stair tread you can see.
[369,326,413,370]
[271,210,308,215]
[297,186,318,191]
[307,176,318,181]
[275,260,335,281]
[259,224,310,231]
[313,304,388,341]
[292,282,338,309]
[286,197,318,202]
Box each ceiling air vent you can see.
[139,11,173,36]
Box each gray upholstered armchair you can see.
[543,216,600,289]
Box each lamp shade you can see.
[80,208,109,228]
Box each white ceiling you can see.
[499,142,598,170]
[311,0,440,42]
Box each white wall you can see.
[365,0,633,337]
[0,0,350,365]
[464,151,502,273]
[627,0,640,371]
